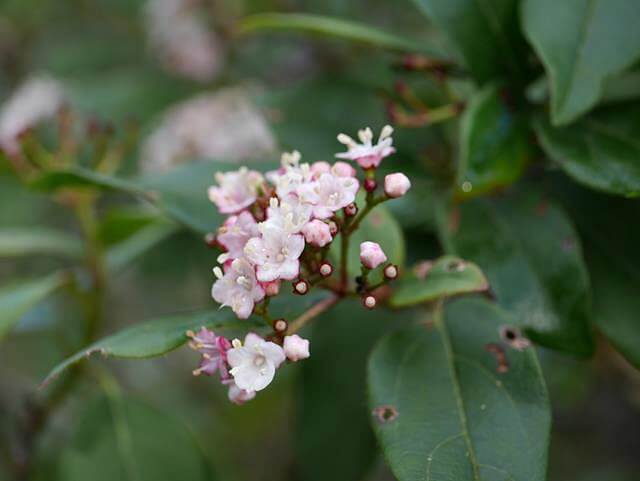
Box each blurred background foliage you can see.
[0,0,639,480]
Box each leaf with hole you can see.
[368,297,550,481]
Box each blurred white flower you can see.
[144,0,223,83]
[0,75,65,155]
[139,88,277,173]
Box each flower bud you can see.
[384,264,398,280]
[311,161,331,177]
[263,280,281,297]
[302,219,333,247]
[332,161,356,177]
[360,241,387,269]
[293,279,309,295]
[273,318,288,334]
[384,173,411,198]
[204,232,217,248]
[344,202,358,217]
[364,178,377,193]
[363,295,377,310]
[228,382,256,405]
[319,262,333,277]
[283,334,310,361]
[328,221,339,236]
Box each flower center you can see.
[253,354,266,367]
[236,276,252,289]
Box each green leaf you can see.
[447,195,594,356]
[0,272,67,340]
[41,311,255,388]
[522,0,640,125]
[368,298,550,481]
[330,199,405,285]
[390,256,488,308]
[59,394,214,481]
[0,227,83,258]
[409,0,525,83]
[105,222,178,274]
[29,167,142,193]
[297,301,402,481]
[534,106,640,197]
[457,84,532,198]
[239,13,442,56]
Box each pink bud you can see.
[293,279,309,295]
[384,173,411,198]
[302,220,333,247]
[273,319,288,333]
[263,280,281,297]
[363,295,377,310]
[319,262,333,277]
[228,382,256,405]
[311,161,331,177]
[360,241,387,269]
[283,334,310,361]
[384,264,398,280]
[332,161,356,177]
[364,178,377,193]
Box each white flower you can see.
[301,219,333,247]
[263,197,312,235]
[360,241,387,269]
[384,173,411,198]
[267,151,314,200]
[336,125,395,169]
[227,333,285,392]
[244,226,305,282]
[208,167,264,214]
[217,211,259,259]
[0,76,65,156]
[298,173,359,219]
[211,257,265,318]
[283,335,310,361]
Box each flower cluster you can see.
[189,125,411,404]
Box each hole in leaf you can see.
[499,325,531,351]
[373,405,399,423]
[445,259,465,272]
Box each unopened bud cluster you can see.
[189,125,410,404]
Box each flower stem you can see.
[286,294,340,335]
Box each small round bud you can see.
[384,173,411,198]
[384,264,398,280]
[204,232,217,248]
[360,241,387,269]
[263,280,280,297]
[344,202,358,217]
[319,262,333,277]
[332,161,356,177]
[293,279,309,295]
[364,178,377,193]
[273,319,288,333]
[311,161,331,177]
[302,220,333,247]
[363,295,377,310]
[283,334,310,361]
[328,221,339,236]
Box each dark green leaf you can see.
[239,13,442,56]
[522,0,640,125]
[368,298,550,481]
[457,84,532,198]
[0,272,67,340]
[390,256,488,308]
[59,394,213,481]
[447,195,594,356]
[409,0,525,83]
[534,106,640,197]
[41,311,256,388]
[0,227,83,258]
[297,301,402,481]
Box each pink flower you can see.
[267,151,314,199]
[211,257,265,319]
[227,381,256,404]
[227,333,286,392]
[208,167,263,214]
[332,161,357,177]
[187,327,232,379]
[283,334,310,361]
[244,226,305,282]
[311,161,331,178]
[298,173,359,219]
[264,197,312,234]
[262,280,281,297]
[301,219,333,247]
[384,173,411,198]
[360,241,387,269]
[336,125,395,169]
[217,211,259,259]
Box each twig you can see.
[286,294,340,335]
